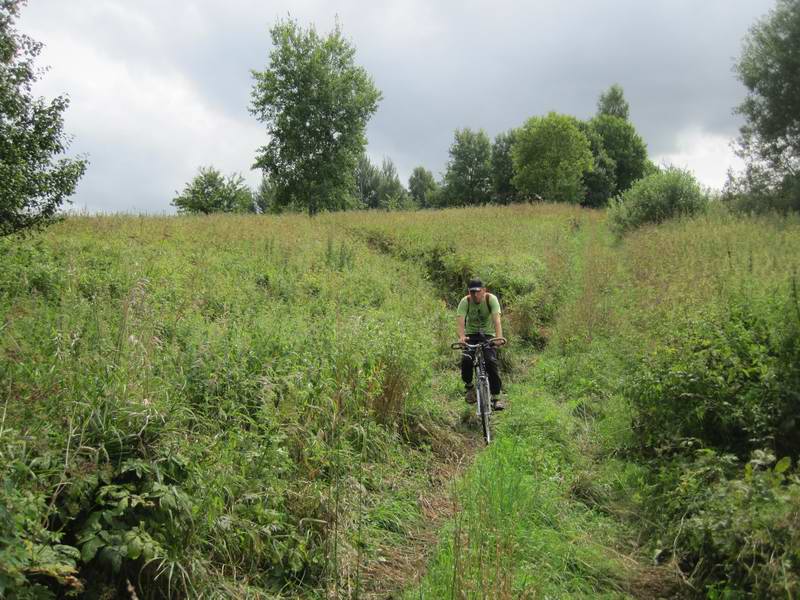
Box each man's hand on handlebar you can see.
[451,336,508,350]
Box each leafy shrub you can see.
[607,167,708,236]
[626,296,800,459]
[723,165,800,215]
[0,239,64,301]
[647,449,800,597]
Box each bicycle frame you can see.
[451,337,506,444]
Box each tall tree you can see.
[250,19,381,216]
[491,129,518,204]
[590,114,648,194]
[512,113,593,203]
[253,175,282,213]
[442,128,492,206]
[355,153,381,209]
[0,0,87,236]
[576,120,617,208]
[596,83,630,120]
[731,0,800,209]
[408,166,438,208]
[375,157,410,209]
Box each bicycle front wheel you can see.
[479,379,492,444]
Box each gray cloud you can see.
[18,0,773,212]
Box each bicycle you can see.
[451,337,507,444]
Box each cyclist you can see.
[456,278,505,411]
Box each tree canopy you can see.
[250,19,381,216]
[512,113,593,203]
[731,0,800,211]
[597,84,630,120]
[590,114,648,194]
[576,120,617,208]
[0,0,87,236]
[442,128,492,206]
[171,167,254,214]
[408,166,438,208]
[491,130,518,204]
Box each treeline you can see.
[174,83,652,215]
[169,15,655,217]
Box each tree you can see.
[729,0,800,211]
[491,129,518,204]
[253,175,281,213]
[512,113,593,203]
[590,114,648,194]
[171,167,254,214]
[355,153,381,209]
[576,120,617,208]
[408,166,438,208]
[597,83,630,120]
[442,128,492,206]
[250,19,381,216]
[354,154,410,209]
[0,0,87,236]
[375,157,410,210]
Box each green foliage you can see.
[376,157,412,210]
[0,0,87,237]
[723,160,800,214]
[355,155,411,210]
[0,457,82,598]
[645,449,800,598]
[253,174,281,214]
[490,129,517,204]
[442,128,492,206]
[250,18,381,216]
[735,0,800,178]
[727,0,800,214]
[512,112,593,203]
[408,166,438,209]
[1,213,463,597]
[590,114,648,194]
[576,120,617,208]
[626,298,800,459]
[607,166,707,236]
[596,83,630,120]
[171,166,254,214]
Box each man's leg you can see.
[461,350,476,403]
[484,346,505,410]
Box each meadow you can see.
[2,205,799,598]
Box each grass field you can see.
[2,205,799,598]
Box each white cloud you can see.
[653,129,744,191]
[31,32,263,213]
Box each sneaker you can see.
[492,400,506,411]
[465,386,477,404]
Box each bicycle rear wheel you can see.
[479,379,492,444]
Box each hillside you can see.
[2,205,799,598]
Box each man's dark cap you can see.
[467,278,483,291]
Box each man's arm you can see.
[492,312,503,339]
[457,315,466,343]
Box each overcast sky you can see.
[19,0,774,213]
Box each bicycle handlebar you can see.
[450,337,507,350]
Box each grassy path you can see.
[393,224,676,598]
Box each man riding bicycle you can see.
[456,278,505,411]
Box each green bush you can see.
[646,449,800,598]
[607,167,708,236]
[626,297,800,459]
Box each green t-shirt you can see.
[456,294,501,335]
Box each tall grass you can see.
[0,214,453,597]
